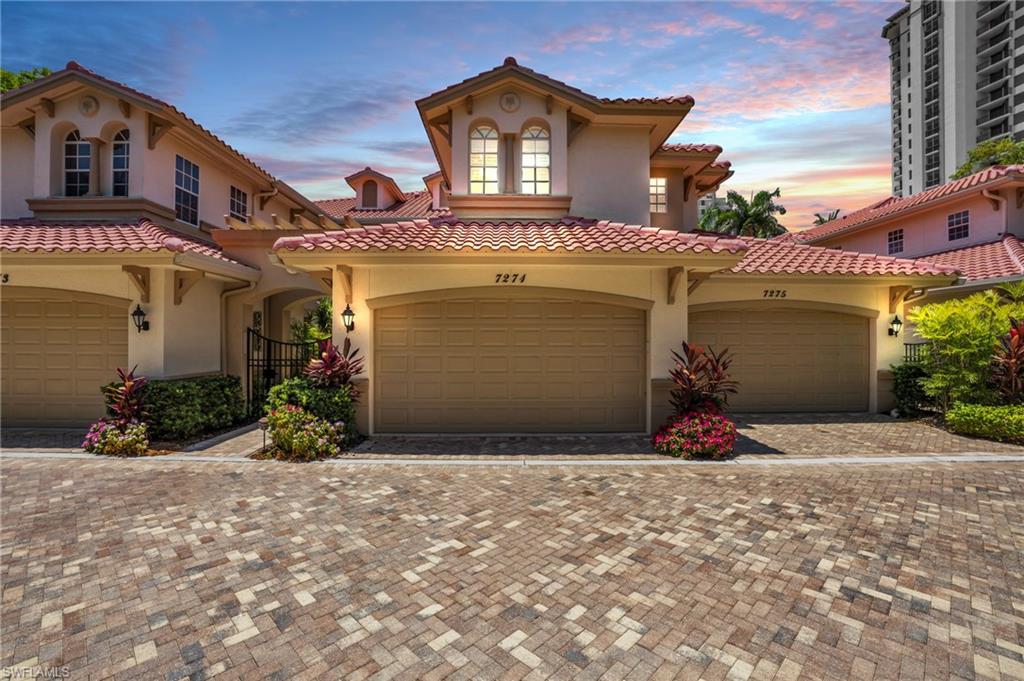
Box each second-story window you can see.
[947,210,969,241]
[229,186,248,222]
[521,126,550,195]
[650,177,667,213]
[469,125,499,195]
[175,155,200,226]
[887,228,904,255]
[362,180,378,209]
[64,130,90,197]
[112,129,130,197]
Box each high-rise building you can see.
[883,0,1023,196]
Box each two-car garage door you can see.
[2,291,129,427]
[689,309,869,412]
[374,298,647,433]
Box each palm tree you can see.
[698,188,787,238]
[813,209,840,225]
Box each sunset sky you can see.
[2,0,903,231]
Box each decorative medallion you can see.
[499,91,521,113]
[79,95,100,117]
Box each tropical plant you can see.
[909,290,1024,410]
[698,188,787,238]
[991,318,1024,404]
[891,361,930,416]
[945,403,1024,444]
[289,297,332,343]
[265,404,346,461]
[1,67,51,93]
[812,209,840,225]
[668,341,739,415]
[305,337,365,388]
[951,138,1024,180]
[102,366,148,423]
[652,412,737,459]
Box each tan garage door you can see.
[2,293,129,427]
[375,298,646,433]
[689,309,869,412]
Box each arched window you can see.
[362,179,378,208]
[64,130,90,197]
[521,126,550,195]
[112,128,130,197]
[469,125,499,194]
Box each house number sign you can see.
[762,288,787,298]
[495,273,527,284]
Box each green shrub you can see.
[909,290,1024,409]
[104,374,245,441]
[82,420,149,457]
[945,403,1024,443]
[266,376,357,439]
[265,405,345,461]
[891,361,931,415]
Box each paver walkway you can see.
[2,458,1022,679]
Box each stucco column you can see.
[86,137,104,195]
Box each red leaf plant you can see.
[305,337,365,389]
[102,366,148,424]
[992,318,1024,403]
[668,341,739,416]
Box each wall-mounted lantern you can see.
[131,304,150,333]
[341,304,356,333]
[888,314,903,337]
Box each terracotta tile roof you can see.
[315,190,451,220]
[729,237,958,278]
[273,217,748,255]
[659,143,723,154]
[0,218,241,264]
[917,235,1024,282]
[418,57,693,110]
[796,165,1024,242]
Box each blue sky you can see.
[1,1,902,229]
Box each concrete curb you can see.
[2,451,1024,467]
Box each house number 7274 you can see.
[495,273,527,284]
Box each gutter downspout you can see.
[256,184,279,211]
[981,188,1007,231]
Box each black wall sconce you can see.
[341,304,356,333]
[888,314,903,337]
[131,304,150,333]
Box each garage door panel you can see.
[690,310,868,412]
[2,295,128,427]
[375,297,646,432]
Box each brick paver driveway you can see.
[3,458,1023,680]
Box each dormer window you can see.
[112,129,130,197]
[469,125,499,194]
[64,130,90,197]
[521,126,550,195]
[362,180,378,209]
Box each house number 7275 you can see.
[495,273,527,284]
[763,289,787,298]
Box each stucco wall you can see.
[825,192,1011,257]
[1,128,35,217]
[449,87,569,196]
[568,125,650,225]
[649,167,700,232]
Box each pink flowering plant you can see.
[265,404,345,461]
[652,412,737,460]
[82,419,149,457]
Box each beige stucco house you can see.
[1,59,959,432]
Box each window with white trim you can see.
[650,177,667,213]
[229,185,248,222]
[520,126,550,195]
[64,130,90,197]
[174,155,200,226]
[887,228,904,255]
[469,126,499,194]
[947,210,969,241]
[112,129,130,197]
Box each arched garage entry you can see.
[689,301,875,412]
[368,287,651,433]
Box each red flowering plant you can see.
[653,341,741,459]
[305,337,365,392]
[992,317,1024,403]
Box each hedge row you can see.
[945,403,1024,444]
[105,374,245,441]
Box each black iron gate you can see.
[246,328,317,415]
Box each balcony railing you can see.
[904,343,930,363]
